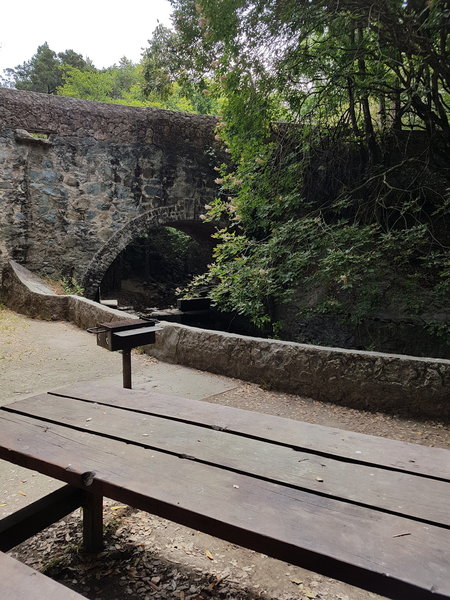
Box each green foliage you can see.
[173,0,450,342]
[2,42,93,93]
[141,23,221,114]
[59,60,199,111]
[1,40,207,113]
[56,45,211,112]
[165,226,194,255]
[142,25,183,100]
[189,205,449,335]
[61,277,84,296]
[58,59,146,104]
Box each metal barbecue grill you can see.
[88,319,161,389]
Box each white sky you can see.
[0,0,173,73]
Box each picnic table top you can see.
[0,380,449,600]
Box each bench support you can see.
[82,492,103,553]
[0,485,84,552]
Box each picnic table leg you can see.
[82,492,103,553]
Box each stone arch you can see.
[81,207,213,300]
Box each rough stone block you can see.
[146,322,450,420]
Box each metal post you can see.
[122,349,132,389]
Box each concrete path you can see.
[0,310,237,517]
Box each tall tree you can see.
[58,58,198,111]
[142,23,219,114]
[170,0,450,146]
[3,42,93,93]
[173,0,450,343]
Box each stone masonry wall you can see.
[148,322,450,419]
[2,260,449,420]
[1,260,135,327]
[0,89,220,297]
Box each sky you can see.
[0,0,173,73]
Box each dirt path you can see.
[1,308,448,600]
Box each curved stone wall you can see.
[81,211,213,298]
[2,260,449,420]
[0,260,135,328]
[0,89,221,296]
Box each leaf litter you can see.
[5,499,368,600]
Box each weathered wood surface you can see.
[0,485,84,552]
[5,393,450,527]
[51,380,450,480]
[0,551,87,599]
[0,385,449,600]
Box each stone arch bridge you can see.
[0,89,220,298]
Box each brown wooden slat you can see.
[0,485,84,551]
[5,394,450,527]
[0,552,87,599]
[82,492,103,553]
[0,411,448,600]
[48,381,450,480]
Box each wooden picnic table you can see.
[0,380,449,600]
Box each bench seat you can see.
[0,551,86,599]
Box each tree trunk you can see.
[356,26,380,162]
[347,76,360,135]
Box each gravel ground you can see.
[207,384,449,449]
[1,308,449,600]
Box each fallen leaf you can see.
[0,503,6,507]
[18,490,27,496]
[109,505,128,511]
[204,549,214,560]
[315,477,324,482]
[208,576,225,590]
[290,578,303,585]
[86,418,92,422]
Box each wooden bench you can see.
[0,380,449,600]
[0,551,86,599]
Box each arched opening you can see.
[81,209,215,301]
[99,225,212,313]
[81,214,259,335]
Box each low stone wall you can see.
[146,325,450,420]
[2,260,449,419]
[0,260,134,328]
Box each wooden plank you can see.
[0,551,87,599]
[5,394,450,527]
[0,485,84,551]
[0,411,448,600]
[48,381,450,480]
[82,492,103,553]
